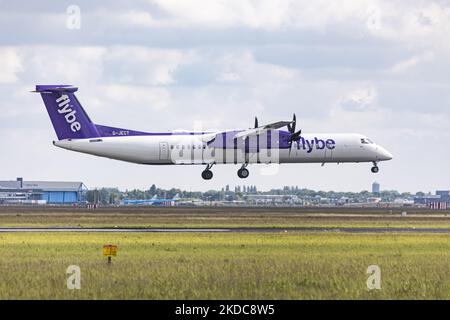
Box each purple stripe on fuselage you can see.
[95,124,212,137]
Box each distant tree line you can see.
[85,184,423,205]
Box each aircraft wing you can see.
[202,119,293,143]
[233,127,266,140]
[262,121,292,130]
[234,120,292,140]
[201,132,219,143]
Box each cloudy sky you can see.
[1,0,449,193]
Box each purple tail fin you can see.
[36,85,100,140]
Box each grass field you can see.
[0,206,448,299]
[0,232,448,299]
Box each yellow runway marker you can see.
[103,244,118,264]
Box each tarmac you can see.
[0,227,449,233]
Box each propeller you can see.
[254,116,259,152]
[287,114,302,156]
[287,114,296,133]
[250,114,301,156]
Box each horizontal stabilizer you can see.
[34,85,78,93]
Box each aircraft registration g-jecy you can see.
[34,85,393,180]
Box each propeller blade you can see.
[287,113,296,133]
[288,138,296,156]
[288,120,300,157]
[290,129,302,141]
[254,117,258,129]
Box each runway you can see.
[0,227,449,233]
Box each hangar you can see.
[0,177,87,204]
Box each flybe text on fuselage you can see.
[295,137,336,153]
[55,94,81,132]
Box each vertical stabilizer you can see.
[35,85,99,140]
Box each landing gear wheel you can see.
[371,166,379,173]
[201,170,213,180]
[237,168,250,179]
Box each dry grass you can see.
[0,232,448,299]
[0,206,449,229]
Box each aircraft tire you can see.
[238,168,250,179]
[202,170,213,180]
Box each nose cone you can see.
[377,146,393,161]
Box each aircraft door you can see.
[159,142,169,161]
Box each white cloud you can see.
[148,0,376,31]
[100,84,170,111]
[390,51,435,73]
[215,51,297,85]
[140,0,450,53]
[118,10,157,27]
[25,46,106,84]
[338,86,377,112]
[104,46,197,85]
[150,0,292,29]
[367,2,450,48]
[0,47,23,83]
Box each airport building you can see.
[414,190,450,209]
[372,182,380,194]
[0,177,87,204]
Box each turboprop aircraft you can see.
[34,85,392,180]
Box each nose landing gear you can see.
[371,162,379,173]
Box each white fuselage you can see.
[53,132,393,165]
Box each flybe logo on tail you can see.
[56,94,81,132]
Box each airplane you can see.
[34,85,393,180]
[122,194,180,205]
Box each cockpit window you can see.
[361,138,373,144]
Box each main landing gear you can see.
[371,162,379,173]
[201,163,214,180]
[201,164,250,180]
[237,164,249,179]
